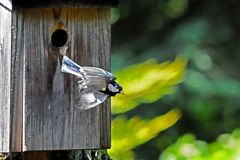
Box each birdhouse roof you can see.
[12,0,119,8]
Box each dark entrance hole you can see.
[51,29,68,47]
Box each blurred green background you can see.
[108,0,240,159]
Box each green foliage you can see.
[111,0,240,159]
[110,109,182,160]
[162,0,188,18]
[109,58,187,160]
[112,58,187,114]
[160,129,240,160]
[0,153,8,160]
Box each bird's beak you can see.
[61,56,86,77]
[120,91,124,95]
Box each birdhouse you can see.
[0,0,118,153]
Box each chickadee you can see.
[61,56,123,110]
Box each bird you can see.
[61,56,123,110]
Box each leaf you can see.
[112,58,187,114]
[109,109,182,160]
[160,128,240,160]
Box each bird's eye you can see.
[115,86,120,90]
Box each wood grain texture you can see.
[12,0,119,8]
[10,9,24,152]
[0,0,12,11]
[0,1,11,152]
[12,8,111,151]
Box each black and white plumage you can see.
[61,56,123,110]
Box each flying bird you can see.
[61,56,123,110]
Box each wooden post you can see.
[0,0,119,159]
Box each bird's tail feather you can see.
[61,56,87,79]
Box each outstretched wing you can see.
[80,66,116,91]
[74,91,109,110]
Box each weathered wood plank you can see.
[0,0,12,152]
[98,10,111,148]
[11,8,111,151]
[0,0,12,12]
[10,9,24,152]
[12,0,119,8]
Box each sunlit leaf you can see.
[160,129,240,160]
[109,109,182,160]
[108,150,134,160]
[112,58,187,114]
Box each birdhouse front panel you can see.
[11,8,111,151]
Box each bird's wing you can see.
[74,91,109,110]
[83,66,116,82]
[80,66,116,91]
[61,56,115,92]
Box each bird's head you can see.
[107,81,124,96]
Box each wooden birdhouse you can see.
[0,0,118,154]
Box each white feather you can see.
[74,92,109,110]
